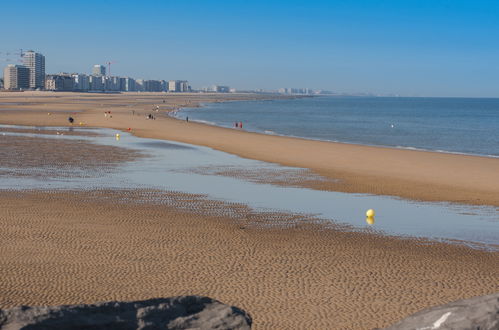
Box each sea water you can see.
[177,97,499,157]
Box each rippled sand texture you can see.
[0,190,497,330]
[0,133,142,179]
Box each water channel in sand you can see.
[1,124,498,251]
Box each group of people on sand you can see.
[234,121,243,129]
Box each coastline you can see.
[1,91,499,206]
[176,97,499,160]
[175,103,499,160]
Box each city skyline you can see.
[1,1,499,97]
[2,50,317,94]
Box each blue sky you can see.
[1,0,499,96]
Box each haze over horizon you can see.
[2,0,499,97]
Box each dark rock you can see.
[384,292,499,330]
[0,295,251,330]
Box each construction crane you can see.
[0,49,24,64]
[106,61,116,76]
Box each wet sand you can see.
[0,190,498,329]
[1,91,498,206]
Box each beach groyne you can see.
[0,296,252,330]
[384,292,499,329]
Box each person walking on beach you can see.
[239,121,243,129]
[186,116,189,122]
[235,122,239,128]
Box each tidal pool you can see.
[1,124,498,251]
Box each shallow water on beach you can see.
[1,124,498,251]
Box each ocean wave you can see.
[191,119,218,126]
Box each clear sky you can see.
[1,0,499,96]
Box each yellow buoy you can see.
[366,209,375,217]
[79,122,83,126]
[366,216,375,225]
[115,133,120,141]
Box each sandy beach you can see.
[1,91,498,206]
[0,91,498,329]
[1,190,497,329]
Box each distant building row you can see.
[2,51,191,93]
[45,73,190,92]
[278,87,313,95]
[201,85,232,93]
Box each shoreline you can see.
[175,97,499,160]
[1,91,499,207]
[173,104,499,160]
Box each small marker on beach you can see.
[366,209,375,225]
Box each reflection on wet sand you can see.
[1,124,498,251]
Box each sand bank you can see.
[0,190,497,329]
[1,91,498,206]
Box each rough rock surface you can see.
[0,295,251,330]
[384,292,499,329]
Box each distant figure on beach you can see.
[235,122,239,128]
[239,121,243,129]
[186,116,189,122]
[68,117,74,124]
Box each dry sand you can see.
[1,91,498,206]
[0,190,497,330]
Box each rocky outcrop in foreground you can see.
[0,295,251,330]
[384,292,499,329]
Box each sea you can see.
[176,96,499,158]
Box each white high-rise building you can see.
[135,79,145,92]
[105,76,121,91]
[168,80,178,92]
[45,74,74,91]
[123,77,136,91]
[168,80,190,92]
[3,64,30,90]
[92,64,106,76]
[89,75,104,91]
[22,50,45,89]
[72,74,90,91]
